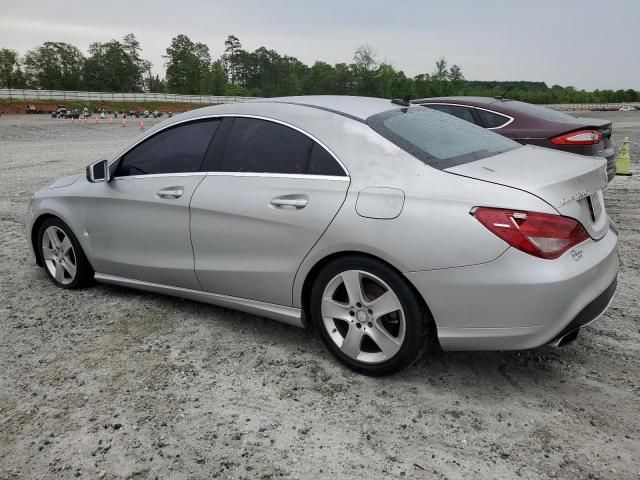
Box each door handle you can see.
[270,196,308,209]
[156,188,184,199]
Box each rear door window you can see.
[367,107,520,170]
[220,118,312,174]
[116,119,219,176]
[219,118,346,176]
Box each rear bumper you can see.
[405,225,619,351]
[545,276,616,347]
[597,146,617,182]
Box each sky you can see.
[1,0,638,90]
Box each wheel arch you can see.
[31,213,59,267]
[31,212,92,271]
[298,250,436,332]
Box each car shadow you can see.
[95,281,601,395]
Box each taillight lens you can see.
[550,129,602,145]
[473,207,589,259]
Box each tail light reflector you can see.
[550,129,602,145]
[473,207,589,259]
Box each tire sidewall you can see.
[38,218,91,289]
[310,256,429,376]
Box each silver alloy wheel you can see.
[41,226,77,285]
[321,270,406,364]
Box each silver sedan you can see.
[27,96,619,375]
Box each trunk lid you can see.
[446,145,609,239]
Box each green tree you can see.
[0,48,24,88]
[352,44,378,96]
[84,38,148,92]
[23,42,84,89]
[122,33,151,91]
[431,57,450,96]
[164,34,212,94]
[302,61,342,94]
[142,74,165,93]
[449,64,464,93]
[223,35,242,85]
[623,89,638,102]
[210,60,227,95]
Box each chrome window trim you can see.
[109,113,350,178]
[420,102,515,130]
[111,172,350,182]
[205,172,350,181]
[112,172,205,181]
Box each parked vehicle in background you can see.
[619,105,633,112]
[26,104,41,114]
[51,106,69,119]
[413,97,617,181]
[26,96,618,375]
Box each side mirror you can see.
[86,159,110,183]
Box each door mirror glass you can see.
[86,159,110,183]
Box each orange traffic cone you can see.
[96,116,100,124]
[140,119,144,130]
[121,118,126,128]
[108,117,113,126]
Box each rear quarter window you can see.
[367,107,520,170]
[477,109,511,128]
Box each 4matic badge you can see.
[571,248,584,261]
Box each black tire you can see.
[310,255,434,376]
[37,217,93,289]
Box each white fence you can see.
[1,89,638,111]
[0,89,259,104]
[542,103,640,111]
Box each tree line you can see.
[1,34,638,104]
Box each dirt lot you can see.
[0,112,638,480]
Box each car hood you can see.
[445,145,609,238]
[49,173,82,189]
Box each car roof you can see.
[412,96,507,106]
[179,96,401,123]
[411,96,540,116]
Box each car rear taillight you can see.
[473,207,589,259]
[550,129,603,145]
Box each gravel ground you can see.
[0,112,638,480]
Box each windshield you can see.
[367,107,520,170]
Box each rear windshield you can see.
[499,100,578,123]
[367,107,520,170]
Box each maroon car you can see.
[413,97,616,181]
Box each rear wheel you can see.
[38,218,92,289]
[310,256,433,375]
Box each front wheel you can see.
[38,217,93,289]
[310,256,433,376]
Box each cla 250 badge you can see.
[560,190,589,206]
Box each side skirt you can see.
[94,273,304,328]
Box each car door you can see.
[85,118,220,289]
[190,116,350,306]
